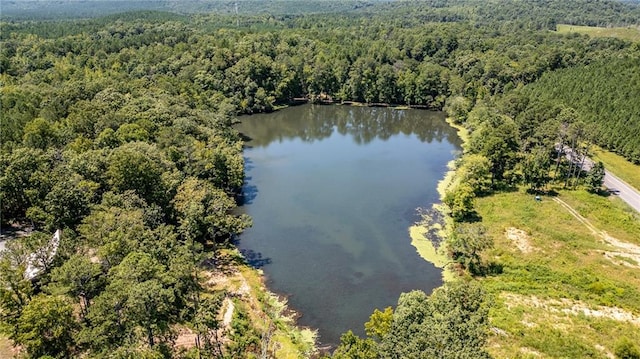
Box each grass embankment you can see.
[477,189,640,358]
[406,113,640,357]
[556,24,640,42]
[592,146,640,191]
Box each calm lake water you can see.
[235,104,462,346]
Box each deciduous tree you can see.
[443,183,476,222]
[15,295,77,358]
[49,255,104,319]
[586,161,605,193]
[379,282,490,359]
[447,223,493,274]
[173,177,251,242]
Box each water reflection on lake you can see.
[235,104,461,346]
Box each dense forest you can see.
[0,0,376,20]
[517,58,640,163]
[1,0,639,357]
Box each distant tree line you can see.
[0,0,638,357]
[3,0,640,28]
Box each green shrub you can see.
[615,337,640,359]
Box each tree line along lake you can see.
[235,104,463,345]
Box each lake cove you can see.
[235,104,462,346]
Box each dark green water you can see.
[235,104,462,346]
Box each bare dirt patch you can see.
[602,251,640,268]
[520,347,542,357]
[503,293,640,326]
[204,268,244,293]
[595,344,615,359]
[505,227,534,253]
[603,232,640,254]
[599,233,640,268]
[521,319,537,328]
[222,298,235,327]
[175,327,198,349]
[174,271,246,351]
[0,336,21,359]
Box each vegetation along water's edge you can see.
[2,0,640,357]
[408,117,470,282]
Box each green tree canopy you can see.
[379,282,490,359]
[15,295,77,358]
[468,111,520,184]
[173,176,251,242]
[447,223,493,274]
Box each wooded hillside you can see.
[1,0,639,357]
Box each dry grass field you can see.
[556,24,640,42]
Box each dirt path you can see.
[552,197,600,235]
[553,197,640,266]
[222,298,235,327]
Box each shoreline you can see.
[208,248,318,358]
[236,105,459,355]
[408,117,469,282]
[275,98,439,111]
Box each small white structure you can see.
[24,229,61,280]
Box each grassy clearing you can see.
[475,188,640,358]
[592,146,640,191]
[556,24,640,42]
[559,190,640,244]
[419,118,640,357]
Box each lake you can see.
[235,104,462,346]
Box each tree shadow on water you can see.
[238,248,272,269]
[244,156,255,172]
[237,157,258,205]
[238,183,258,205]
[239,133,253,143]
[200,245,271,273]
